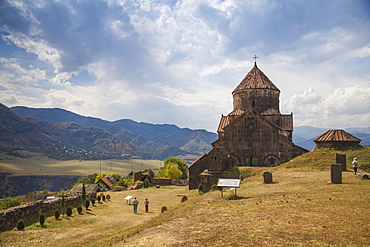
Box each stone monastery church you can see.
[189,61,308,191]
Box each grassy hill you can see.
[1,147,369,246]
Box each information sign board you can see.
[217,178,241,188]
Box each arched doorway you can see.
[263,154,280,167]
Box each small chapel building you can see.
[189,61,308,191]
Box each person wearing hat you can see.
[352,158,358,175]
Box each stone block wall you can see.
[0,195,82,231]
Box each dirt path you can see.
[0,186,192,247]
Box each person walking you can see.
[132,197,139,214]
[352,158,358,175]
[144,198,150,212]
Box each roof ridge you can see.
[232,64,280,93]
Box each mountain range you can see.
[1,103,369,162]
[0,103,217,161]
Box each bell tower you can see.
[232,58,280,113]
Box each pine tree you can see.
[81,183,86,205]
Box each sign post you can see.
[217,178,241,198]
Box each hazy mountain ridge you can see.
[10,105,217,159]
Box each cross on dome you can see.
[253,55,258,65]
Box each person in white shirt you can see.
[132,197,139,214]
[352,158,358,175]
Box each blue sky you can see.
[1,0,369,132]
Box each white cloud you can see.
[288,85,370,128]
[2,32,62,71]
[0,57,47,88]
[0,0,369,132]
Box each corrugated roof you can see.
[100,177,113,187]
[314,130,362,142]
[232,64,280,93]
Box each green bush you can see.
[211,184,218,191]
[161,206,167,213]
[198,183,203,195]
[66,206,73,216]
[16,220,25,231]
[39,214,45,226]
[106,195,111,200]
[0,197,22,211]
[102,195,106,202]
[54,209,60,219]
[77,205,83,214]
[91,198,96,206]
[144,178,150,188]
[84,200,90,210]
[118,176,134,187]
[97,195,101,203]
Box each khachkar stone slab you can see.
[263,171,273,184]
[336,153,347,171]
[331,163,342,184]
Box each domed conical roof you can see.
[232,63,280,93]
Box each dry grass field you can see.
[1,148,370,246]
[0,186,194,247]
[0,151,162,176]
[117,168,370,246]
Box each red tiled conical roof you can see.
[232,63,280,93]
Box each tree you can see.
[143,178,150,188]
[61,194,65,215]
[77,173,98,184]
[111,173,121,181]
[95,173,109,183]
[161,157,188,179]
[162,163,183,179]
[81,183,86,205]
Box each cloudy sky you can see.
[1,0,369,132]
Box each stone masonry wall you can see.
[0,195,82,231]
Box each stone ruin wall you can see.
[0,195,83,230]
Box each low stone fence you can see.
[0,195,83,231]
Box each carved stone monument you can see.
[263,171,273,184]
[330,163,342,184]
[336,153,347,171]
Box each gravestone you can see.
[330,163,342,184]
[336,153,347,171]
[263,171,273,184]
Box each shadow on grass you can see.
[225,196,253,200]
[85,211,96,215]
